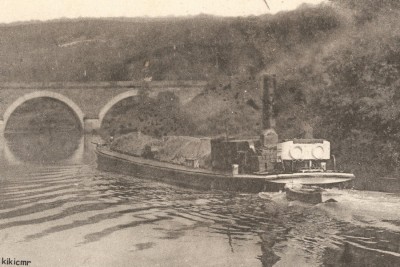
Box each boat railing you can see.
[300,168,324,173]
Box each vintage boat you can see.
[96,145,354,193]
[96,74,354,192]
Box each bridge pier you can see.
[83,118,100,134]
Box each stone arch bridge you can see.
[0,80,206,133]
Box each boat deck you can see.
[98,147,229,174]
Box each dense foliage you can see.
[286,0,400,188]
[102,90,195,137]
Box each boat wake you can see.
[259,188,400,266]
[260,188,400,231]
[316,189,400,231]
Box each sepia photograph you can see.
[0,0,400,266]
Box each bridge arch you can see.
[98,89,139,127]
[3,91,85,130]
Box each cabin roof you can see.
[286,139,325,144]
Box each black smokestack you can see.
[260,74,278,146]
[261,74,276,130]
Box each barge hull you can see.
[96,149,283,192]
[96,148,353,193]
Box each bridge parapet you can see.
[0,80,207,90]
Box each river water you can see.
[0,133,400,267]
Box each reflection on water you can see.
[3,131,82,164]
[0,135,399,266]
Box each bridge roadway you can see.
[0,80,206,133]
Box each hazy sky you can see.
[0,0,326,23]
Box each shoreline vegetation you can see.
[2,1,400,191]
